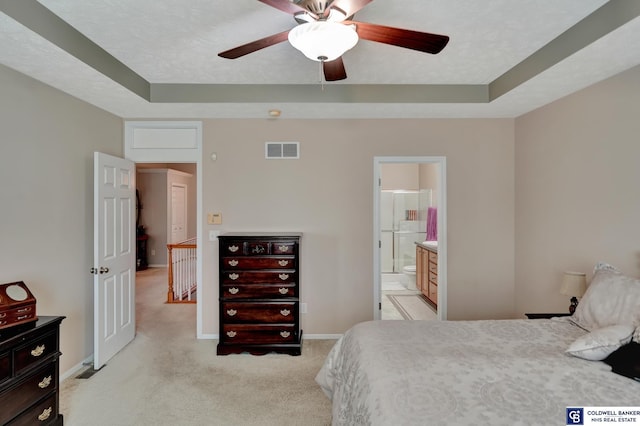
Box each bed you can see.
[315,263,640,425]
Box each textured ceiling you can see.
[1,0,640,119]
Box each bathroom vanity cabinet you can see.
[416,244,437,307]
[217,233,302,356]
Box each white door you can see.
[93,152,136,370]
[170,183,187,243]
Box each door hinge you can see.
[379,240,381,248]
[379,302,382,310]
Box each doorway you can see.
[373,157,447,321]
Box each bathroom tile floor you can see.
[382,289,434,320]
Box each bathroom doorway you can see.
[373,157,447,321]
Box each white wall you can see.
[515,64,640,314]
[0,64,123,374]
[200,118,516,335]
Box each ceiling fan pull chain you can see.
[319,56,326,90]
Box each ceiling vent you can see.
[265,142,299,159]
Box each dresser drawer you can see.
[14,331,58,375]
[428,262,437,275]
[269,241,296,255]
[221,324,298,344]
[7,392,58,426]
[221,257,296,270]
[221,240,298,256]
[0,362,57,425]
[222,302,297,323]
[0,351,9,383]
[428,251,438,263]
[221,271,296,284]
[428,271,438,285]
[221,284,297,299]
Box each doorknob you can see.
[99,267,109,274]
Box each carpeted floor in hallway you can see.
[59,267,334,426]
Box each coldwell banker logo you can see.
[567,408,584,425]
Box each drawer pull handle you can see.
[278,245,289,252]
[226,309,237,316]
[17,314,31,320]
[228,287,239,295]
[0,313,5,318]
[280,331,290,338]
[226,331,237,338]
[17,307,32,313]
[31,344,45,357]
[229,273,239,280]
[228,260,239,267]
[278,260,289,267]
[38,407,52,421]
[279,274,289,281]
[280,309,291,317]
[38,375,52,389]
[228,245,239,252]
[278,288,289,295]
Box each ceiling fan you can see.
[218,0,450,81]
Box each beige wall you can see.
[0,64,123,374]
[200,118,516,334]
[136,168,196,265]
[381,163,420,190]
[515,64,640,315]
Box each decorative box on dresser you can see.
[416,243,437,307]
[217,233,302,356]
[0,316,65,425]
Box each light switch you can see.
[212,213,222,224]
[209,230,220,241]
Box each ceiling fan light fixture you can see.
[288,21,358,62]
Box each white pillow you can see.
[571,263,640,331]
[566,324,635,361]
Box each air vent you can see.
[265,142,299,159]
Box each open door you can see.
[93,152,136,369]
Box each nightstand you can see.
[525,313,572,319]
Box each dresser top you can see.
[0,316,65,347]
[219,232,302,238]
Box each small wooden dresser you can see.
[0,316,65,425]
[217,233,302,355]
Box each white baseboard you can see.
[304,334,342,340]
[60,354,93,382]
[146,264,168,268]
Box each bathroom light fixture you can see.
[560,271,587,314]
[288,21,358,62]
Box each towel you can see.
[426,207,437,241]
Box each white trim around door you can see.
[373,156,447,321]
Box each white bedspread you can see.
[315,319,640,426]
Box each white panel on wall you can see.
[132,128,198,149]
[124,121,202,162]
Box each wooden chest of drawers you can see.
[0,316,65,425]
[217,233,302,355]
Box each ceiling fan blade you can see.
[346,21,449,54]
[325,0,372,18]
[258,0,312,16]
[218,30,291,59]
[323,57,347,81]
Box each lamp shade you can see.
[560,271,587,297]
[288,21,358,62]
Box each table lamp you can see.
[560,271,587,314]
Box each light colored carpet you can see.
[386,294,437,320]
[60,267,334,426]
